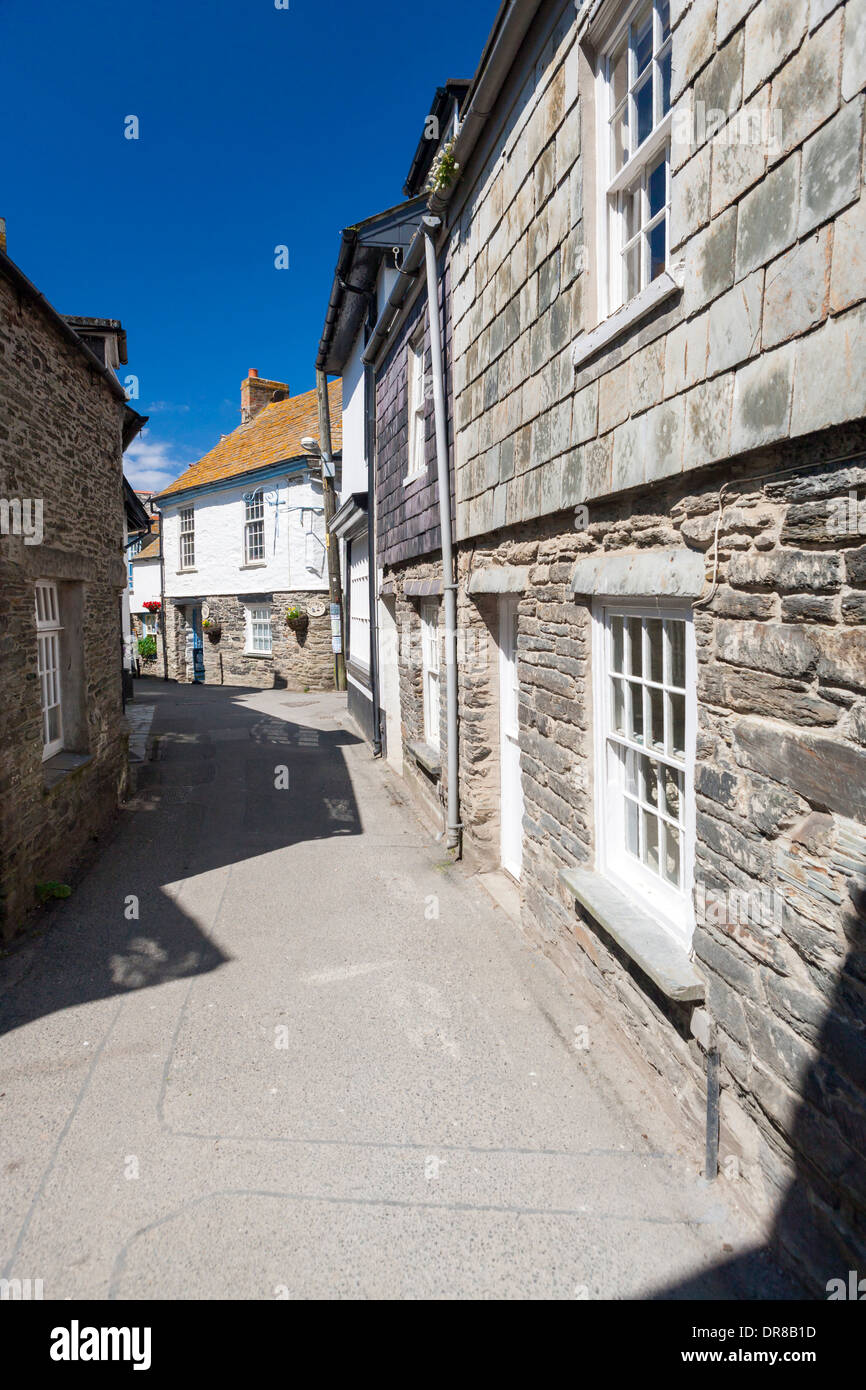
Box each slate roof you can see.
[155,380,342,500]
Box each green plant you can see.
[426,139,459,193]
[138,635,157,661]
[285,606,303,621]
[36,881,71,902]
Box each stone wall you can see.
[455,428,866,1291]
[163,593,334,691]
[0,270,129,940]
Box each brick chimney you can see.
[241,369,290,423]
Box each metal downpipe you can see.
[422,215,460,855]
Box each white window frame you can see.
[35,580,63,760]
[596,0,673,321]
[420,600,440,750]
[179,506,195,570]
[405,330,427,484]
[245,602,272,656]
[244,490,265,564]
[348,535,371,672]
[592,598,696,945]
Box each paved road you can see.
[0,681,797,1299]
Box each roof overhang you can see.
[329,492,369,540]
[316,197,427,375]
[154,453,333,508]
[123,477,152,532]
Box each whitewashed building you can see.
[154,372,341,690]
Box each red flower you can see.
[143,600,161,611]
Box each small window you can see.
[179,507,195,569]
[244,491,265,563]
[595,601,694,941]
[599,0,672,316]
[35,581,63,759]
[246,603,272,655]
[405,331,427,482]
[420,600,440,749]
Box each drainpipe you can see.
[364,304,383,757]
[422,213,460,854]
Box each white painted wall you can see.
[160,473,328,598]
[130,556,162,612]
[341,334,366,496]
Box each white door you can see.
[499,597,524,881]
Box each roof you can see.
[134,522,161,561]
[155,379,343,501]
[123,477,151,531]
[403,81,472,198]
[316,197,427,374]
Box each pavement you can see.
[0,679,801,1300]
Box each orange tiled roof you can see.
[155,380,342,500]
[134,521,161,561]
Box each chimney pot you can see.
[249,368,258,378]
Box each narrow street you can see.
[0,681,793,1300]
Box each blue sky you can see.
[1,0,497,492]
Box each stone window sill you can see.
[403,469,427,488]
[572,272,680,372]
[243,650,273,659]
[408,739,441,778]
[558,865,705,1003]
[240,562,268,570]
[177,568,198,575]
[43,750,93,791]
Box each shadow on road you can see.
[0,681,363,1039]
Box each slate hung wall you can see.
[377,0,866,1290]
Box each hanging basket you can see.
[203,621,222,643]
[286,609,308,633]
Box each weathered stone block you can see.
[830,194,866,314]
[772,9,844,158]
[791,302,866,435]
[727,548,843,591]
[707,269,764,374]
[671,143,712,251]
[683,371,734,466]
[709,584,776,617]
[842,0,866,100]
[672,0,717,104]
[664,311,710,395]
[716,619,818,675]
[629,340,666,415]
[762,228,831,348]
[684,205,738,312]
[743,0,808,96]
[735,152,800,280]
[730,340,795,453]
[817,627,866,687]
[781,594,838,622]
[734,718,866,821]
[799,95,863,237]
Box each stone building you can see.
[154,373,341,691]
[0,241,147,939]
[360,0,866,1290]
